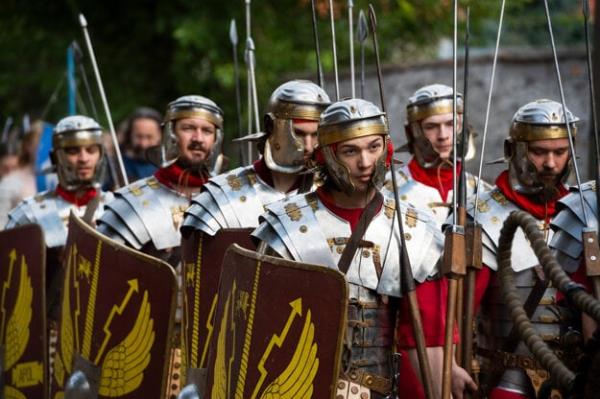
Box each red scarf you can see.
[408,158,460,202]
[495,170,568,221]
[55,186,98,207]
[253,158,303,193]
[154,162,208,190]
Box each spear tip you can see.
[583,0,590,19]
[229,19,238,45]
[78,13,88,28]
[357,9,368,42]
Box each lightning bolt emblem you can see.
[250,298,302,399]
[94,279,139,364]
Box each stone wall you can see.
[327,49,592,184]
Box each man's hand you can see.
[451,363,477,399]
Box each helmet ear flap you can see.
[385,139,394,167]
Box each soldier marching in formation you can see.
[3,2,600,399]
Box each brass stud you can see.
[351,386,359,394]
[299,225,308,233]
[240,195,247,202]
[404,233,412,240]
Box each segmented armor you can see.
[6,190,113,248]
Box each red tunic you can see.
[396,159,460,398]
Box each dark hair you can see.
[122,107,162,149]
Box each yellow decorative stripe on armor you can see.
[166,109,223,128]
[271,101,325,121]
[510,123,576,141]
[319,120,389,147]
[406,99,463,123]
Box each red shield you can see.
[0,224,47,399]
[181,228,254,371]
[50,213,178,398]
[204,244,347,398]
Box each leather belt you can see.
[341,368,391,395]
[477,347,542,371]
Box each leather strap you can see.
[337,192,384,275]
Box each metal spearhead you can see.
[78,13,87,27]
[357,9,368,43]
[584,0,590,19]
[229,19,238,46]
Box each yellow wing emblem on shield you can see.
[256,304,319,399]
[4,255,33,370]
[98,290,155,397]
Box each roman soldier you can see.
[5,115,113,244]
[463,99,588,398]
[96,95,224,263]
[181,79,330,235]
[96,94,224,397]
[390,83,488,398]
[5,115,114,306]
[253,98,445,399]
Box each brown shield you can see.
[0,224,47,399]
[181,228,255,372]
[204,244,347,399]
[50,212,177,398]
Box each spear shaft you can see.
[310,0,325,87]
[368,5,434,398]
[79,14,128,187]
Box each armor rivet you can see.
[338,381,346,389]
[491,216,499,224]
[350,372,358,380]
[274,142,281,150]
[337,246,344,254]
[351,386,359,394]
[299,225,308,233]
[360,393,369,399]
[588,237,594,243]
[337,395,344,399]
[404,233,412,240]
[592,256,597,261]
[365,376,374,385]
[240,196,247,202]
[401,195,407,201]
[362,250,370,258]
